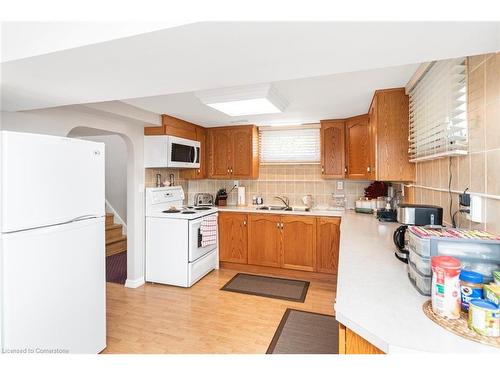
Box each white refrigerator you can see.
[0,131,106,354]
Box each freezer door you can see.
[1,131,105,233]
[1,217,106,354]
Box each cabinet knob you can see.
[281,223,284,229]
[243,220,247,226]
[276,222,280,228]
[227,168,230,173]
[230,167,233,174]
[321,166,324,174]
[367,166,371,173]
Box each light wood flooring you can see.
[103,268,336,354]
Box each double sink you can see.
[255,205,308,212]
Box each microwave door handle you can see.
[193,146,197,164]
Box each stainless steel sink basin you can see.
[256,206,295,211]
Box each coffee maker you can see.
[393,204,443,263]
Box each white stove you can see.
[145,186,219,287]
[145,186,218,220]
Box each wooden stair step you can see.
[106,235,127,257]
[105,212,114,226]
[105,223,123,242]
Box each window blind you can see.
[259,125,320,164]
[408,57,468,162]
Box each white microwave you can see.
[144,135,201,168]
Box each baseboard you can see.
[124,277,145,289]
[220,262,337,283]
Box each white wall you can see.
[81,134,127,224]
[0,105,146,288]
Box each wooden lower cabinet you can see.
[220,212,340,275]
[281,216,316,272]
[247,214,281,268]
[316,217,341,274]
[218,213,248,264]
[338,324,385,354]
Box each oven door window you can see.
[171,143,195,163]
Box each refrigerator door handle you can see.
[70,214,99,222]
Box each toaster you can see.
[397,204,443,226]
[194,193,214,207]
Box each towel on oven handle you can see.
[200,215,217,247]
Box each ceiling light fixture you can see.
[195,83,287,117]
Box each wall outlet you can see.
[337,181,344,190]
[469,195,483,223]
[233,180,239,188]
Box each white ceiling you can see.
[124,64,419,126]
[1,21,499,120]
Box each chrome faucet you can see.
[274,195,290,208]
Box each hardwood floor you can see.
[103,268,336,354]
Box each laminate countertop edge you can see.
[334,210,499,354]
[216,206,344,217]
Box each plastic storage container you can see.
[408,247,432,276]
[431,256,462,319]
[407,227,500,282]
[459,270,483,312]
[408,261,431,296]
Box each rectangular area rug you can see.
[267,308,338,354]
[106,251,127,285]
[220,273,310,302]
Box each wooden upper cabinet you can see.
[281,216,316,272]
[219,212,248,264]
[345,114,370,180]
[367,96,378,180]
[144,114,198,140]
[208,128,232,178]
[320,120,345,179]
[207,125,259,179]
[316,217,340,274]
[369,88,414,182]
[247,214,281,268]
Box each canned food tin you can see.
[468,299,500,337]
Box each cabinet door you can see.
[281,216,316,272]
[247,214,281,267]
[316,217,340,274]
[320,120,345,179]
[208,129,231,178]
[367,98,377,180]
[231,127,252,178]
[375,89,414,181]
[218,213,248,264]
[345,115,370,180]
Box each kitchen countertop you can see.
[335,210,498,353]
[217,205,344,217]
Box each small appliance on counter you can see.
[377,208,398,222]
[215,188,228,206]
[393,204,443,263]
[194,193,214,207]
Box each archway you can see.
[67,126,133,286]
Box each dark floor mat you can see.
[106,252,127,285]
[220,273,309,302]
[267,309,338,354]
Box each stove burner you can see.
[186,206,194,209]
[162,209,181,213]
[195,207,211,210]
[182,211,195,214]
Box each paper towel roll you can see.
[237,186,246,206]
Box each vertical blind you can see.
[408,57,468,162]
[259,125,320,164]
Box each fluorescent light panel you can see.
[196,83,287,117]
[207,98,281,116]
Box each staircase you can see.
[105,212,127,257]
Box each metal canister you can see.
[468,299,500,337]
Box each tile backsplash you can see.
[145,165,370,209]
[412,52,500,234]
